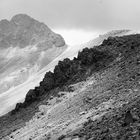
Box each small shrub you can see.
[57,135,66,140]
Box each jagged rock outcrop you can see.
[12,46,113,113]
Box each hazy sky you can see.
[0,0,139,45]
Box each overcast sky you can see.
[0,0,139,45]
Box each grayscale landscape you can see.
[0,0,140,140]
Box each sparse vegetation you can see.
[57,135,66,140]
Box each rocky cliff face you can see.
[0,14,66,95]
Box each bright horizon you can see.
[53,29,102,46]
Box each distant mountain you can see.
[0,14,65,48]
[0,14,66,94]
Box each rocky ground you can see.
[1,33,140,140]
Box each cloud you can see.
[0,0,140,31]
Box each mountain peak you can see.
[11,14,36,27]
[11,13,32,20]
[0,14,65,48]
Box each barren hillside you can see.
[1,32,140,140]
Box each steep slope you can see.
[0,30,132,116]
[0,31,139,140]
[0,14,66,95]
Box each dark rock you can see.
[40,71,55,91]
[57,135,66,140]
[15,103,23,111]
[25,89,36,103]
[123,110,136,126]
